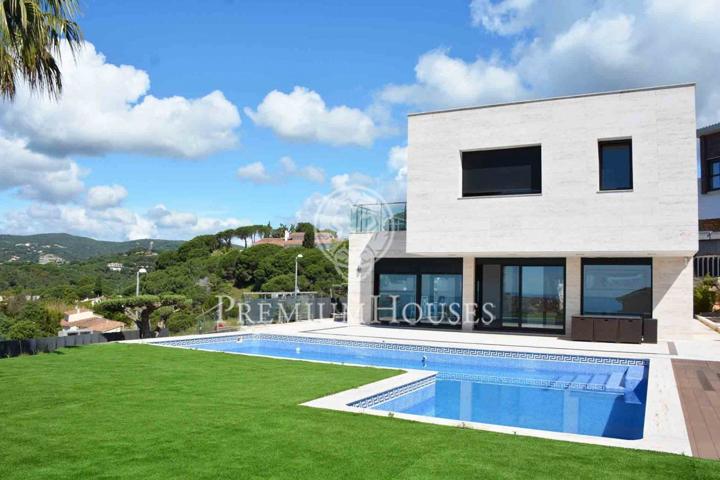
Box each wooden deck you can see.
[672,359,720,459]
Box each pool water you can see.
[373,377,645,439]
[162,334,648,440]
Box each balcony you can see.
[350,202,406,233]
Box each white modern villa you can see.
[348,84,698,339]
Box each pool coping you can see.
[141,330,691,457]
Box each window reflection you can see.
[420,274,462,324]
[582,263,652,316]
[377,274,416,321]
[521,266,564,329]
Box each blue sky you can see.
[0,1,718,240]
[78,0,495,225]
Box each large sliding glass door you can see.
[374,258,463,328]
[477,259,565,333]
[520,265,564,329]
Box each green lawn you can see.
[0,344,718,479]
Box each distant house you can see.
[107,262,123,272]
[315,231,337,246]
[64,307,96,323]
[255,230,337,248]
[59,318,125,335]
[60,307,125,336]
[38,253,65,265]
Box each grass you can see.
[0,344,718,479]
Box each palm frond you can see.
[0,0,82,100]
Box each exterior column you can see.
[347,233,375,325]
[653,256,694,339]
[565,257,581,336]
[462,256,475,332]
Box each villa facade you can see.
[347,84,698,339]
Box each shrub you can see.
[17,302,61,337]
[166,312,196,334]
[5,320,41,340]
[693,282,716,314]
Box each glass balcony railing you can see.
[350,202,406,233]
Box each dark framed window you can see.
[599,140,632,191]
[581,259,652,317]
[374,258,463,327]
[709,159,720,191]
[702,132,720,193]
[461,146,541,197]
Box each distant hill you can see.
[0,233,183,263]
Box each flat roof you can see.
[407,83,696,117]
[698,122,720,137]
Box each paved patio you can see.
[302,318,720,362]
[672,359,720,459]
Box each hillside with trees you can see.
[0,233,182,263]
[0,223,347,339]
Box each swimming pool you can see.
[159,334,649,440]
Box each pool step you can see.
[605,372,625,393]
[549,374,576,389]
[439,368,641,393]
[568,374,592,390]
[542,373,619,392]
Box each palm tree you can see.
[0,0,82,100]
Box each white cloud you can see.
[279,156,297,174]
[387,145,407,183]
[379,49,527,110]
[147,204,198,228]
[245,86,382,146]
[236,161,273,184]
[237,156,325,184]
[1,41,241,159]
[279,156,325,183]
[0,135,85,202]
[295,146,408,236]
[381,1,720,124]
[2,204,144,240]
[1,202,249,241]
[144,204,246,236]
[470,0,537,35]
[300,165,326,184]
[86,184,128,209]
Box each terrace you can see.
[350,202,407,233]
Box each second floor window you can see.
[599,140,633,191]
[461,145,541,197]
[709,160,720,191]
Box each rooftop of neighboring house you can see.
[64,307,99,323]
[255,231,337,248]
[64,307,91,315]
[61,317,125,333]
[256,232,304,247]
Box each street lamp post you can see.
[294,254,303,296]
[136,267,147,296]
